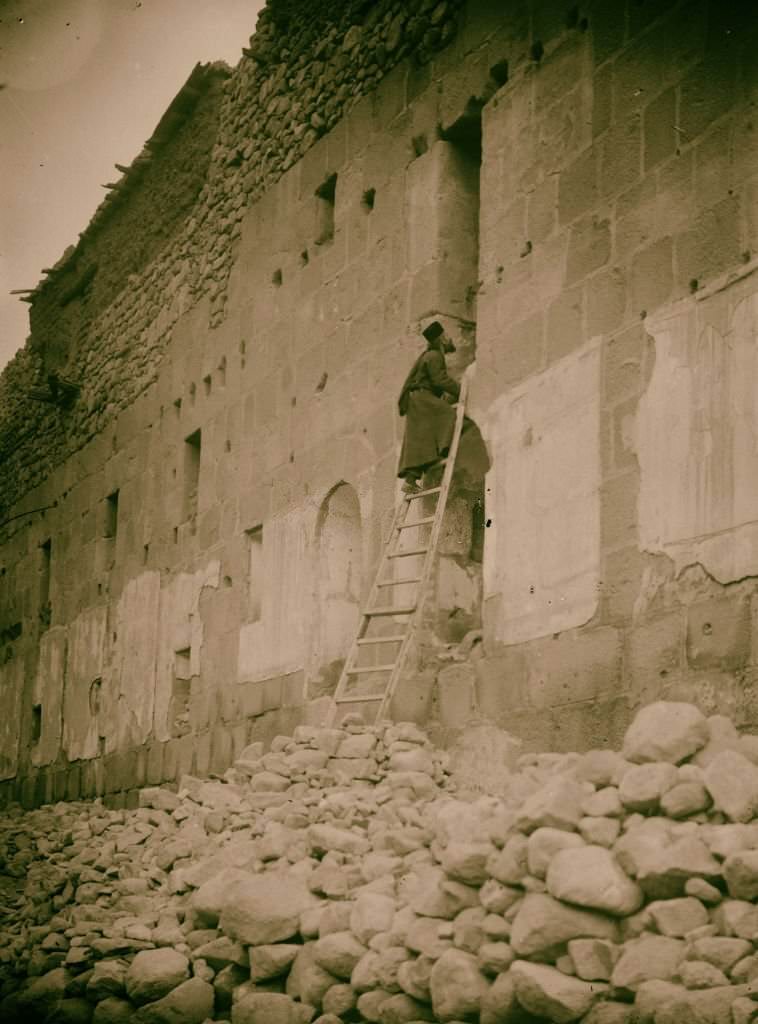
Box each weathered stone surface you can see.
[232,991,309,1024]
[724,850,758,900]
[219,873,314,945]
[125,948,190,1006]
[514,778,586,833]
[249,943,301,981]
[659,781,712,818]
[510,893,620,957]
[350,892,396,945]
[546,846,644,916]
[312,931,367,979]
[429,949,489,1022]
[622,703,709,764]
[646,896,708,937]
[527,828,586,879]
[510,960,606,1021]
[618,763,678,813]
[703,751,758,823]
[611,935,685,990]
[568,938,620,981]
[134,976,214,1024]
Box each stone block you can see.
[493,310,545,388]
[559,147,598,225]
[527,175,557,244]
[146,742,164,786]
[546,285,584,363]
[389,670,434,724]
[602,324,649,406]
[674,195,741,293]
[263,676,283,713]
[587,267,627,338]
[437,663,477,729]
[210,725,233,775]
[65,764,81,802]
[612,32,666,116]
[612,396,639,472]
[474,648,530,718]
[590,2,625,66]
[602,548,647,618]
[527,627,622,709]
[643,87,676,171]
[687,595,751,671]
[600,470,639,551]
[624,612,683,704]
[679,57,736,141]
[194,731,211,777]
[592,65,612,137]
[630,237,673,316]
[599,116,642,199]
[281,671,304,708]
[565,215,611,286]
[238,680,265,719]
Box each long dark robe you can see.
[397,348,460,478]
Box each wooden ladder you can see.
[326,367,472,727]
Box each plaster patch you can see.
[63,605,107,761]
[238,510,310,682]
[31,626,67,767]
[483,341,601,644]
[638,274,758,581]
[0,657,23,780]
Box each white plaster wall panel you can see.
[238,509,312,683]
[0,657,24,780]
[103,571,160,753]
[63,605,108,761]
[638,269,758,582]
[31,626,67,767]
[153,561,220,742]
[483,342,601,644]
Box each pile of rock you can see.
[4,702,758,1023]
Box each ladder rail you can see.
[374,371,470,722]
[327,367,472,726]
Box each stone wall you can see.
[1,0,758,806]
[469,0,758,752]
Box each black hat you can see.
[422,320,444,342]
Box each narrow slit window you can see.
[39,539,51,628]
[183,429,202,521]
[104,490,119,539]
[315,172,337,246]
[246,525,263,623]
[31,704,42,744]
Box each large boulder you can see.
[429,949,490,1022]
[546,846,644,917]
[510,893,620,958]
[219,872,315,945]
[622,703,708,764]
[510,961,608,1021]
[125,949,190,1006]
[134,977,214,1024]
[704,751,758,822]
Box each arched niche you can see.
[310,482,363,698]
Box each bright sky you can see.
[0,0,264,372]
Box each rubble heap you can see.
[4,702,758,1023]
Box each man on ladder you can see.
[397,320,461,494]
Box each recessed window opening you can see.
[174,397,182,415]
[315,172,337,246]
[39,539,51,628]
[104,490,119,539]
[272,268,283,286]
[189,382,196,405]
[183,429,202,521]
[31,704,42,744]
[246,525,263,623]
[218,356,227,386]
[362,188,376,212]
[203,375,212,396]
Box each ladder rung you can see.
[365,605,416,616]
[405,486,442,501]
[387,547,428,559]
[335,693,385,704]
[346,665,396,674]
[356,635,406,645]
[376,577,422,587]
[398,516,435,529]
